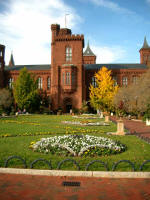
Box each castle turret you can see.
[83,41,96,64]
[9,51,15,67]
[139,36,150,67]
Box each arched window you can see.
[38,77,42,89]
[122,77,128,86]
[132,76,138,84]
[8,78,13,89]
[66,47,72,61]
[92,77,97,88]
[47,77,50,89]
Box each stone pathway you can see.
[110,116,150,143]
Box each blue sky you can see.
[0,0,150,65]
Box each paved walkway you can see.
[110,116,150,143]
[1,173,150,200]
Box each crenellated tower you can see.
[139,36,150,67]
[0,44,5,88]
[51,24,84,112]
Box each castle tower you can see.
[139,36,150,67]
[9,51,15,67]
[50,24,84,112]
[83,41,96,64]
[0,44,5,88]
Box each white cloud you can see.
[88,0,134,14]
[89,45,126,63]
[0,0,82,65]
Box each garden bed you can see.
[62,121,109,126]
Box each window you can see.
[72,72,76,84]
[8,78,13,89]
[132,76,138,84]
[92,77,97,87]
[122,77,128,86]
[66,47,72,61]
[62,72,65,84]
[66,72,70,85]
[47,77,50,89]
[38,77,42,89]
[112,76,117,86]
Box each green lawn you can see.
[0,114,150,171]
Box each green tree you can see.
[89,66,118,112]
[13,67,39,111]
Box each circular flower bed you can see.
[62,121,109,126]
[30,135,126,157]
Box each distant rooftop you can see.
[5,64,51,71]
[83,41,95,56]
[5,63,147,71]
[142,36,150,49]
[84,63,147,70]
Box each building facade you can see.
[0,24,150,112]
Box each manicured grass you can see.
[0,114,150,171]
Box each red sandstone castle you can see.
[0,24,150,112]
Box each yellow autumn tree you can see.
[89,66,118,112]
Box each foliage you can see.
[30,134,126,157]
[114,69,150,117]
[89,66,118,112]
[80,100,89,114]
[144,104,150,120]
[0,88,13,114]
[13,67,39,111]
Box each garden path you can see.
[0,173,150,200]
[110,116,150,143]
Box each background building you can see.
[0,24,149,112]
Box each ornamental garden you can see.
[0,67,150,171]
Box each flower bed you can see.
[62,121,109,126]
[30,135,126,157]
[72,115,101,119]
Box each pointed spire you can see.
[9,51,15,67]
[142,36,150,49]
[83,41,95,56]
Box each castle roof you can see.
[84,63,147,70]
[5,63,147,71]
[83,41,95,56]
[5,64,51,71]
[142,36,150,49]
[9,52,15,67]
